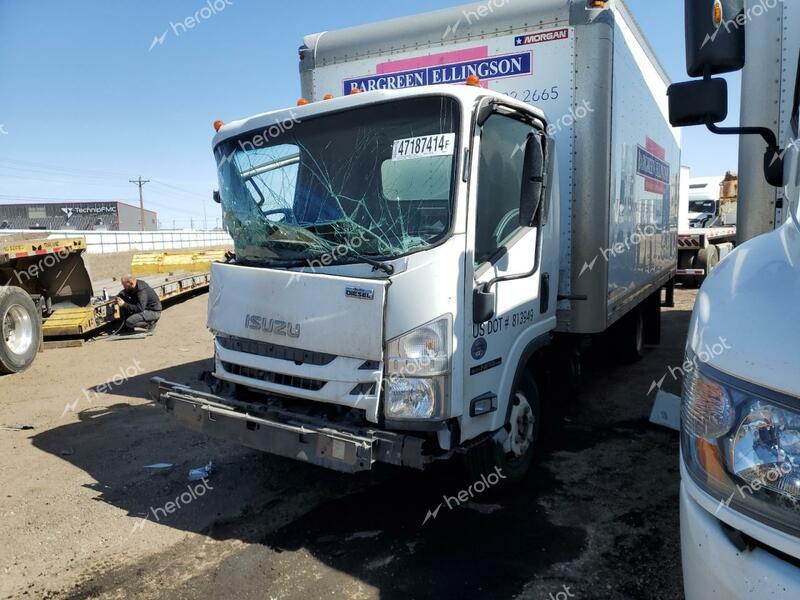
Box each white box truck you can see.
[668,0,800,597]
[151,0,679,480]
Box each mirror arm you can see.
[706,121,779,151]
[481,225,543,293]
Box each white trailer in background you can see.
[676,171,736,286]
[152,0,678,481]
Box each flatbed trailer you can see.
[1,236,214,374]
[42,272,212,338]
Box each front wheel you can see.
[463,372,541,484]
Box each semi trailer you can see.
[677,172,737,287]
[151,0,679,480]
[668,0,800,597]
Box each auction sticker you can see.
[392,133,456,161]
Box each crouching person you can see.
[116,274,162,333]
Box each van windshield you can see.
[215,97,461,265]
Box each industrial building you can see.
[0,200,158,231]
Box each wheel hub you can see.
[506,392,535,457]
[2,304,34,356]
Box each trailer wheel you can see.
[693,246,719,287]
[615,308,645,363]
[0,287,41,374]
[463,372,541,484]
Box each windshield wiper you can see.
[332,246,395,275]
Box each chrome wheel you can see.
[3,304,34,356]
[505,392,536,457]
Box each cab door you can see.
[461,107,559,442]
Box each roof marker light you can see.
[713,0,723,27]
[213,120,225,132]
[297,98,310,106]
[350,88,362,95]
[323,94,334,100]
[466,75,481,87]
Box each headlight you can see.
[681,351,800,535]
[385,315,452,420]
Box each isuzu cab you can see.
[151,0,679,480]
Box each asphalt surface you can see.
[0,289,695,600]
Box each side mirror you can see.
[668,78,728,127]
[685,0,745,78]
[473,287,496,324]
[519,133,545,228]
[213,190,221,204]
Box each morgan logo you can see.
[514,28,569,46]
[245,315,300,338]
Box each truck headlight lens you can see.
[386,378,439,419]
[385,316,452,420]
[681,351,800,535]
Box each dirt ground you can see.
[0,288,697,600]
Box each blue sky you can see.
[0,0,740,228]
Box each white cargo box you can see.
[300,0,680,333]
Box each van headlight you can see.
[681,351,800,535]
[385,315,451,420]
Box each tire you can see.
[693,246,719,287]
[615,308,645,364]
[676,251,695,287]
[0,287,41,374]
[463,372,541,484]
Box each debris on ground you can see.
[650,390,681,431]
[144,463,175,471]
[0,424,34,432]
[188,461,214,481]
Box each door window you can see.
[474,115,535,266]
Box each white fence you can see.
[0,229,232,254]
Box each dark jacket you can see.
[118,280,162,313]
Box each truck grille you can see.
[221,362,327,391]
[217,335,336,366]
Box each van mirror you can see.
[213,190,221,204]
[685,0,745,78]
[519,133,544,228]
[668,78,728,127]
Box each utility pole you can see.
[129,176,150,231]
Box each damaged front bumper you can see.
[149,377,437,473]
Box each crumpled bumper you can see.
[149,377,432,473]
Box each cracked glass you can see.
[215,96,461,266]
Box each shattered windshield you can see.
[215,97,461,265]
